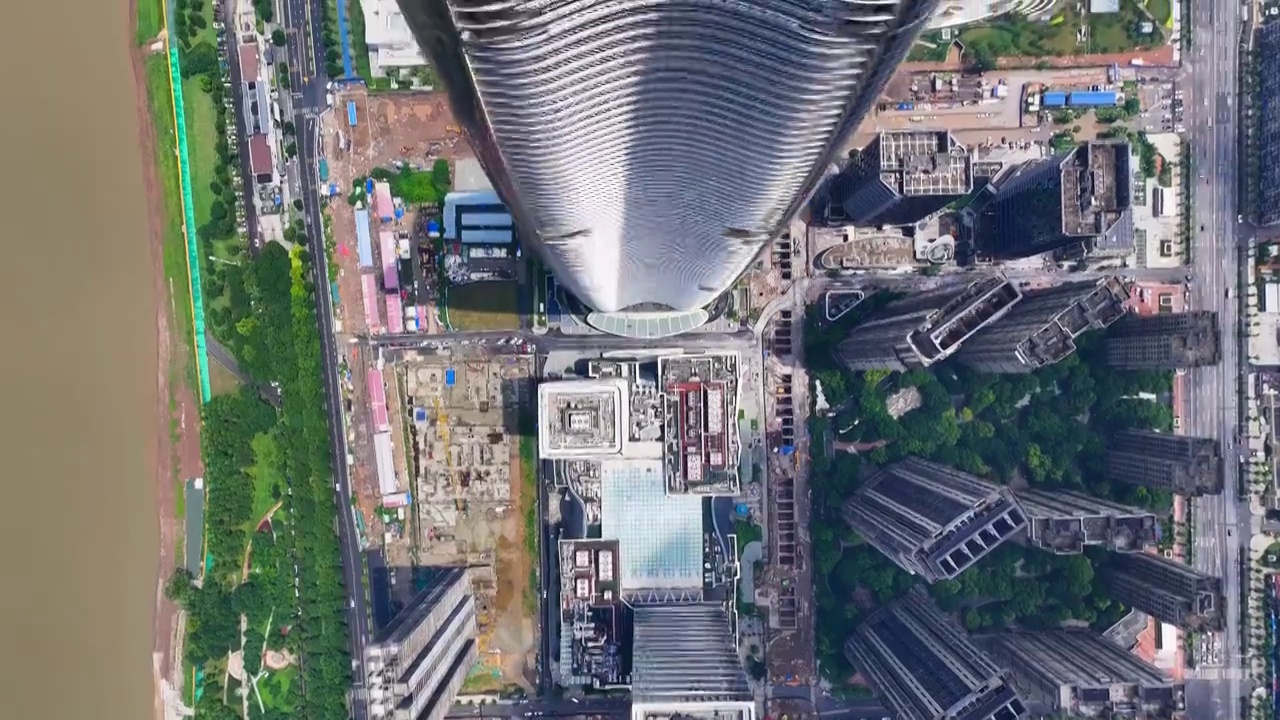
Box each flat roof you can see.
[238,44,259,80]
[538,379,628,458]
[248,134,272,176]
[599,459,703,591]
[356,209,374,267]
[374,181,395,219]
[877,130,971,197]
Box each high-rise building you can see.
[1015,487,1159,555]
[973,141,1134,261]
[1103,311,1221,369]
[981,629,1185,719]
[629,604,754,720]
[1104,429,1223,497]
[845,586,1027,720]
[834,275,1022,371]
[841,457,1027,583]
[1099,552,1224,631]
[396,0,942,336]
[817,130,972,227]
[956,277,1130,373]
[364,567,478,720]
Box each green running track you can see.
[164,30,212,403]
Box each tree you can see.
[271,28,287,46]
[278,63,290,89]
[181,42,219,78]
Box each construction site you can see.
[383,353,536,691]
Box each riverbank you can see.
[129,0,205,716]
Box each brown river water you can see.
[0,0,161,717]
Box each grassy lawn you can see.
[209,357,243,397]
[447,281,521,330]
[247,433,286,529]
[136,0,164,45]
[959,7,1083,59]
[1091,0,1163,53]
[908,32,951,62]
[183,79,220,228]
[347,0,374,82]
[1147,0,1173,26]
[144,54,195,358]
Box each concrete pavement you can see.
[1182,0,1254,717]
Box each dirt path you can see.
[130,2,204,717]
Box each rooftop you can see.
[877,130,972,197]
[599,459,704,592]
[538,379,629,459]
[1060,142,1133,249]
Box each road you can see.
[275,1,375,717]
[1183,0,1252,718]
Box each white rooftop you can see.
[599,459,703,591]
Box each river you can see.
[0,0,162,718]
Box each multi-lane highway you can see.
[1184,0,1253,717]
[275,2,376,718]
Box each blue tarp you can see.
[1042,91,1068,107]
[355,209,373,267]
[735,503,750,518]
[445,368,456,386]
[366,178,375,194]
[1068,90,1119,107]
[780,445,796,456]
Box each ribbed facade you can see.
[630,603,754,720]
[397,0,941,315]
[845,587,1027,720]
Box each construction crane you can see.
[434,396,466,512]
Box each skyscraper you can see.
[1104,429,1223,497]
[817,130,973,227]
[1104,311,1221,369]
[956,277,1130,373]
[834,276,1022,371]
[1099,552,1224,631]
[630,603,754,720]
[981,629,1185,719]
[364,567,478,720]
[396,0,942,335]
[845,586,1027,720]
[972,141,1134,261]
[1014,487,1159,555]
[841,457,1027,583]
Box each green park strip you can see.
[136,0,164,45]
[168,243,353,717]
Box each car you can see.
[1226,288,1232,299]
[1228,529,1234,537]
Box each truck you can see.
[318,158,329,182]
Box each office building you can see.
[982,629,1184,718]
[1100,552,1224,631]
[841,457,1027,583]
[956,277,1130,373]
[974,141,1134,261]
[834,275,1022,371]
[630,604,754,720]
[1015,487,1159,555]
[396,0,942,336]
[364,567,478,720]
[818,130,972,227]
[845,586,1027,720]
[1104,429,1223,497]
[1104,311,1221,369]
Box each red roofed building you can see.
[248,134,273,182]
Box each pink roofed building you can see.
[379,230,399,291]
[385,293,404,334]
[367,368,390,433]
[361,273,383,333]
[373,181,395,221]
